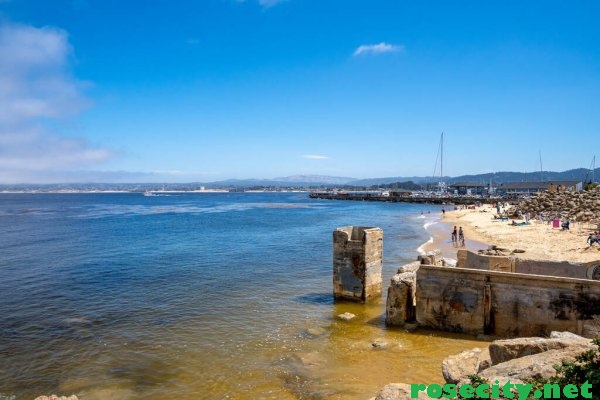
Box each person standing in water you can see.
[451,226,458,245]
[458,226,465,247]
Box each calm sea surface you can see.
[0,193,485,400]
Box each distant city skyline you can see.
[0,1,599,183]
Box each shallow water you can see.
[0,193,487,399]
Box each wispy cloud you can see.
[353,42,404,57]
[0,20,113,182]
[302,154,329,160]
[258,0,287,8]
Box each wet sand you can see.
[421,212,488,260]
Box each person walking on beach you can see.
[451,226,457,245]
[458,227,465,247]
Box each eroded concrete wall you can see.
[415,265,600,337]
[333,226,383,302]
[456,250,515,272]
[456,249,600,279]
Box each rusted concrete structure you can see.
[387,250,600,338]
[333,226,383,302]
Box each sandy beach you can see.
[434,204,600,263]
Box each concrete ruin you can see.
[333,226,383,302]
[387,249,600,338]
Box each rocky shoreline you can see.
[510,186,600,223]
[371,332,596,399]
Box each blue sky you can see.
[0,0,599,183]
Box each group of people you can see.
[587,231,600,246]
[451,225,465,247]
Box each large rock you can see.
[374,383,433,400]
[481,346,589,381]
[441,347,491,383]
[489,337,593,365]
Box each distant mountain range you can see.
[347,168,598,187]
[1,169,597,191]
[206,169,598,188]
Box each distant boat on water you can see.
[143,191,155,197]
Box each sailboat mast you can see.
[539,150,543,182]
[441,132,444,183]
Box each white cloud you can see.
[0,20,113,182]
[353,42,404,57]
[302,154,329,160]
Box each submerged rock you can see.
[371,338,389,349]
[302,326,327,338]
[337,312,356,321]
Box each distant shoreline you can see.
[0,190,309,194]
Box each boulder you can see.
[489,337,593,365]
[441,347,491,384]
[374,383,433,400]
[481,346,589,381]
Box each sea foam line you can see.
[416,236,434,255]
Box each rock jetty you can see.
[510,187,600,222]
[370,332,595,400]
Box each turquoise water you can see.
[0,193,485,399]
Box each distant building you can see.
[448,182,488,196]
[497,181,583,196]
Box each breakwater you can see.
[309,192,510,205]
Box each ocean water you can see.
[0,193,485,400]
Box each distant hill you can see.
[348,168,598,187]
[274,175,356,185]
[1,168,597,191]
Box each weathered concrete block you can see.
[418,250,442,266]
[333,226,383,302]
[456,249,515,272]
[386,268,418,326]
